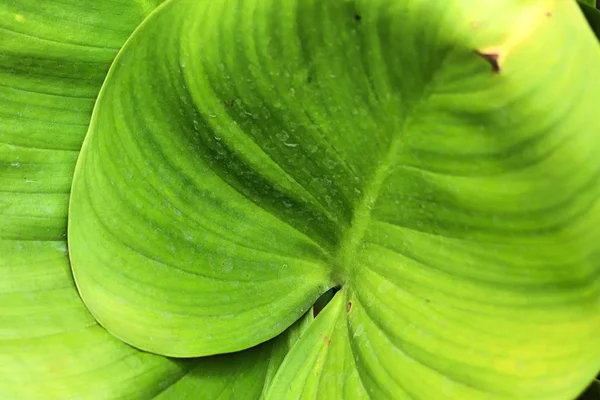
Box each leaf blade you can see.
[0,1,194,397]
[67,0,600,398]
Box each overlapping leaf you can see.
[0,0,310,398]
[0,1,189,397]
[68,0,600,399]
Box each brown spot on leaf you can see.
[475,50,501,74]
[346,301,352,312]
[545,11,552,17]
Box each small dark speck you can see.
[354,14,361,22]
[346,301,352,312]
[545,11,552,17]
[474,50,501,74]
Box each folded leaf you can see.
[68,0,600,398]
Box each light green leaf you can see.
[1,0,315,397]
[69,0,600,398]
[265,290,369,399]
[0,1,196,397]
[156,310,314,399]
[70,0,337,358]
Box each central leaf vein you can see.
[333,48,454,283]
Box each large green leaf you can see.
[68,0,600,398]
[0,0,310,397]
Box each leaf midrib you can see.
[335,131,405,282]
[333,52,453,284]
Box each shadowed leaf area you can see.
[579,1,600,39]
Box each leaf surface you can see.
[0,0,306,398]
[69,0,600,398]
[155,310,314,399]
[0,1,192,397]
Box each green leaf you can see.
[68,0,600,398]
[155,310,314,399]
[264,290,369,399]
[0,1,196,397]
[0,1,309,398]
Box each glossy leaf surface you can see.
[68,0,600,399]
[0,0,307,398]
